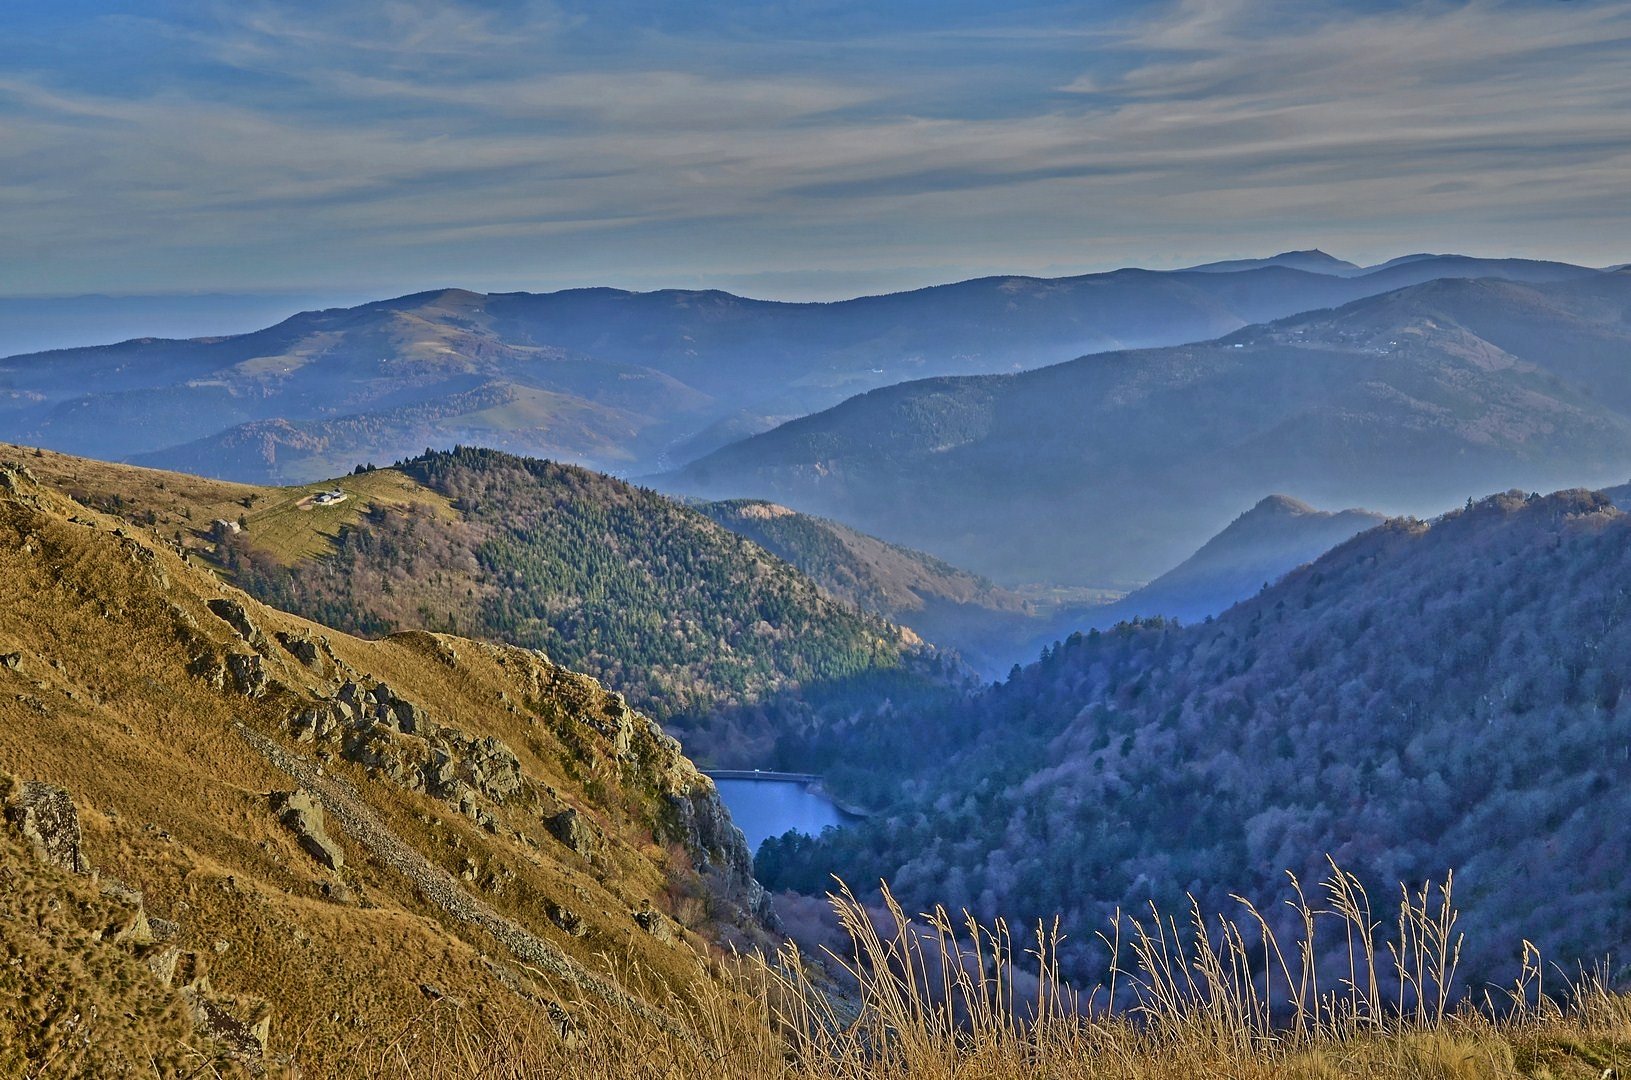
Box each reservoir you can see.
[711,774,854,853]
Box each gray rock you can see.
[466,737,522,802]
[390,699,419,734]
[206,598,264,649]
[275,632,321,667]
[546,808,596,855]
[632,907,674,942]
[0,652,21,670]
[546,902,587,937]
[269,789,344,870]
[4,779,89,873]
[226,653,266,698]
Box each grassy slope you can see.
[0,458,770,1074]
[7,443,929,768]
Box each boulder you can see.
[268,789,344,871]
[632,907,674,943]
[4,778,89,873]
[466,737,522,802]
[546,901,587,937]
[390,699,419,734]
[226,653,267,698]
[206,598,264,649]
[545,808,596,855]
[275,631,321,667]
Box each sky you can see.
[2,0,1630,304]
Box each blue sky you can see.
[2,0,1630,300]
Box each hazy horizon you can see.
[5,0,1630,302]
[3,244,1622,357]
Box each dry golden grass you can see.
[371,866,1631,1080]
[3,442,454,565]
[0,461,762,1075]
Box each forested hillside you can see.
[760,487,1631,987]
[225,451,955,767]
[697,498,1037,675]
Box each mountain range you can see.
[666,272,1631,586]
[1020,495,1387,654]
[0,254,1604,486]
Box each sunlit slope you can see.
[0,458,769,1074]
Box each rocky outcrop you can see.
[207,597,266,651]
[545,808,597,855]
[232,723,690,1042]
[275,631,321,667]
[632,905,675,943]
[226,652,267,698]
[2,773,271,1069]
[269,789,344,871]
[3,777,89,873]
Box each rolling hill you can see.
[9,444,943,769]
[0,457,772,1074]
[0,256,1604,483]
[665,274,1631,587]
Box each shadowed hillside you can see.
[760,486,1631,991]
[697,498,1039,674]
[8,444,953,769]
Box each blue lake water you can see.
[713,778,851,853]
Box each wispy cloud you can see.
[1,0,1628,298]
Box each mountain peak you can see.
[1182,250,1363,276]
[1249,493,1318,516]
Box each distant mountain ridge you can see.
[664,273,1631,586]
[1028,496,1387,649]
[1183,249,1364,275]
[0,254,1607,484]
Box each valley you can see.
[9,254,1631,1074]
